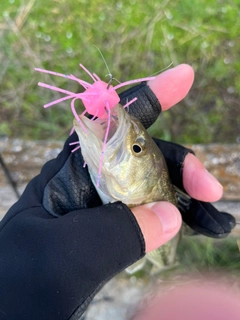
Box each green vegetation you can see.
[173,236,240,287]
[0,0,239,142]
[178,236,240,273]
[127,236,240,282]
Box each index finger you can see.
[119,64,194,128]
[147,63,194,111]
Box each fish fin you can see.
[174,186,191,212]
[125,257,147,274]
[182,221,200,236]
[149,261,179,276]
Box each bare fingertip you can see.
[148,202,180,233]
[183,153,223,202]
[132,202,182,253]
[148,64,195,110]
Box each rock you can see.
[191,144,240,200]
[79,277,149,320]
[0,138,63,186]
[1,140,239,199]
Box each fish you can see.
[73,104,188,274]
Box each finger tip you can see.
[148,64,194,111]
[204,170,223,201]
[183,153,223,202]
[132,202,182,253]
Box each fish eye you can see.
[132,144,142,154]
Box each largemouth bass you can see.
[74,104,185,274]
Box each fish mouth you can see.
[73,104,128,148]
[73,104,131,169]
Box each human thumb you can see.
[131,201,182,252]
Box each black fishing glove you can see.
[152,139,236,237]
[0,132,145,320]
[0,81,235,320]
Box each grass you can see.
[178,236,240,274]
[126,236,240,284]
[0,0,240,143]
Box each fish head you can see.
[74,104,175,206]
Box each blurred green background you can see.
[1,0,239,143]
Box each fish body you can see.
[74,104,180,273]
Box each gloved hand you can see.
[152,139,235,237]
[0,64,235,320]
[120,66,235,238]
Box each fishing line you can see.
[148,62,174,77]
[0,153,20,199]
[93,45,121,86]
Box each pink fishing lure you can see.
[35,63,155,186]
